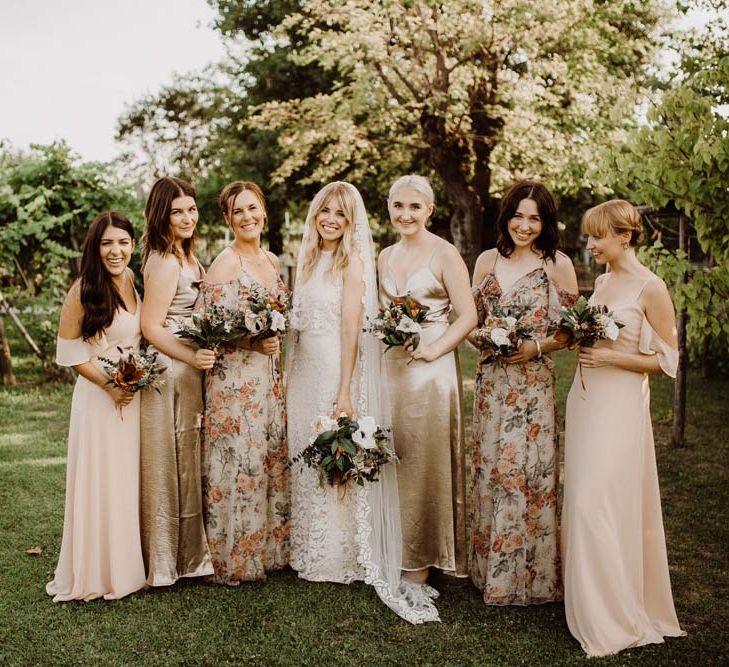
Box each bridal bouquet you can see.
[365,295,430,352]
[99,346,166,394]
[243,285,291,342]
[293,414,397,488]
[554,296,624,389]
[473,306,534,361]
[174,304,248,351]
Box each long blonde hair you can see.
[300,182,357,282]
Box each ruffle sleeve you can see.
[638,318,678,378]
[55,336,101,367]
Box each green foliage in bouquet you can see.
[292,415,397,488]
[366,295,430,352]
[174,304,246,350]
[555,296,624,348]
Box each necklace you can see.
[230,244,267,266]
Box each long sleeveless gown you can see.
[287,251,364,583]
[140,261,213,586]
[380,254,467,575]
[198,261,290,584]
[48,298,146,601]
[469,266,574,605]
[562,273,685,657]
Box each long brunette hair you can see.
[80,211,135,341]
[142,176,197,268]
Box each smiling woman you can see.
[46,211,146,602]
[139,176,215,588]
[196,180,291,585]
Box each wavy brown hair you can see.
[141,176,197,268]
[495,180,559,262]
[80,211,135,341]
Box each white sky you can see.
[0,0,225,162]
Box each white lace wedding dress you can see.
[285,181,439,624]
[287,251,364,583]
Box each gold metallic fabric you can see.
[140,266,213,586]
[380,267,467,575]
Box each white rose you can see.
[270,310,286,333]
[490,327,510,347]
[352,415,378,450]
[504,316,517,329]
[604,319,620,340]
[395,316,422,334]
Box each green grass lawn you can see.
[1,346,727,666]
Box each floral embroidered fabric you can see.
[198,272,290,584]
[469,268,576,605]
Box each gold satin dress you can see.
[380,260,467,575]
[140,263,213,586]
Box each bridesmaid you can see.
[562,200,684,657]
[47,211,146,601]
[468,180,578,605]
[378,175,477,588]
[140,176,215,587]
[199,180,289,584]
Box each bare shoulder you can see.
[206,247,240,284]
[642,272,671,299]
[436,239,464,264]
[546,251,578,290]
[64,280,82,309]
[474,248,498,271]
[378,244,394,269]
[265,250,280,270]
[144,251,180,281]
[593,271,609,289]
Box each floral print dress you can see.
[198,271,290,584]
[469,267,576,605]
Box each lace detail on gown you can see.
[288,253,363,583]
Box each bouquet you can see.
[174,304,248,351]
[98,346,166,417]
[473,306,534,361]
[554,295,625,389]
[243,285,291,343]
[292,414,397,489]
[365,295,430,354]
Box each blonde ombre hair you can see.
[300,182,357,282]
[582,199,644,246]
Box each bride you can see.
[286,181,439,623]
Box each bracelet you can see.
[535,339,542,359]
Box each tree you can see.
[0,142,140,381]
[602,2,729,444]
[117,1,338,254]
[248,0,670,267]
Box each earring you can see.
[622,241,629,250]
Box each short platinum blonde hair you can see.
[388,174,435,207]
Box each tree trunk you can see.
[671,213,688,448]
[0,315,17,386]
[449,198,483,273]
[0,294,44,360]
